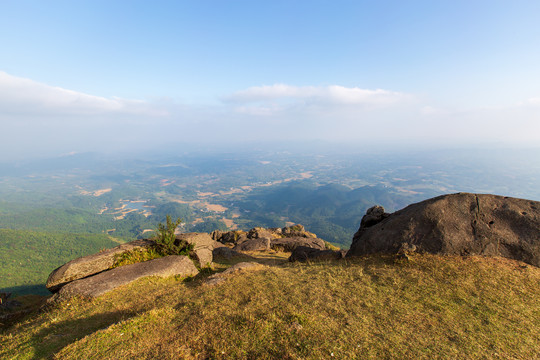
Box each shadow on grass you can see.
[1,284,49,296]
[28,308,138,360]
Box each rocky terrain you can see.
[44,224,336,303]
[2,192,539,359]
[41,193,540,303]
[348,193,540,266]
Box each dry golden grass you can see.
[1,254,539,359]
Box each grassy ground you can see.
[1,253,539,359]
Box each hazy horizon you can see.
[2,1,540,161]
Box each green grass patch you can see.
[110,248,164,269]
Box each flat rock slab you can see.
[49,255,198,303]
[233,237,271,252]
[347,193,540,267]
[46,239,154,293]
[270,237,325,252]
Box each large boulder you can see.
[347,193,540,266]
[233,237,271,252]
[48,255,198,303]
[270,237,325,252]
[175,233,215,267]
[211,230,247,244]
[289,246,346,262]
[46,239,154,293]
[247,227,278,240]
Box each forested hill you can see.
[237,182,431,245]
[0,229,117,295]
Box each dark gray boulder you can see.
[48,255,198,303]
[347,193,540,266]
[289,246,346,262]
[270,237,325,252]
[46,239,154,293]
[233,237,271,252]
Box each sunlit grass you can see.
[1,254,539,359]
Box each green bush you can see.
[153,215,193,256]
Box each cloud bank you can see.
[226,84,410,105]
[0,71,167,117]
[223,84,414,118]
[1,71,539,160]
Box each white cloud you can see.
[519,97,540,106]
[1,72,539,160]
[225,84,411,106]
[0,71,167,117]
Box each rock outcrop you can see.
[44,223,327,302]
[347,193,540,266]
[212,246,253,260]
[175,232,215,267]
[233,237,271,252]
[213,225,324,253]
[46,239,154,293]
[48,255,198,303]
[270,237,325,252]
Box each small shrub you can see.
[289,224,304,232]
[153,215,193,256]
[324,241,340,251]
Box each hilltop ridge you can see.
[1,193,539,359]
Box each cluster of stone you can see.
[46,192,539,304]
[44,224,333,302]
[211,224,325,252]
[46,233,225,303]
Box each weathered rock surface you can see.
[212,246,254,260]
[48,255,198,303]
[247,227,278,240]
[212,225,324,253]
[347,193,540,266]
[270,237,325,252]
[46,239,154,293]
[233,237,271,252]
[175,232,215,267]
[289,246,346,262]
[353,205,389,240]
[211,230,247,244]
[281,224,317,238]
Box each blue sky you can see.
[1,1,540,158]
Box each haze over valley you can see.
[1,2,540,358]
